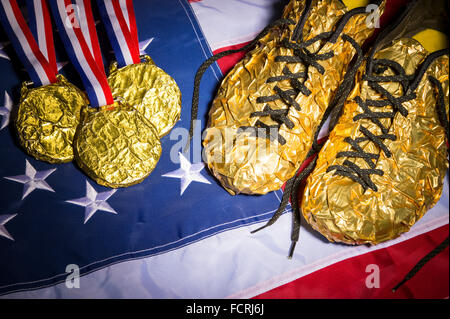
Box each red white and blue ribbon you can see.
[96,0,140,68]
[49,0,114,107]
[74,0,105,72]
[26,0,57,73]
[0,0,57,86]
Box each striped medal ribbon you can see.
[0,0,57,86]
[97,0,140,68]
[97,0,182,138]
[49,0,162,188]
[49,0,114,108]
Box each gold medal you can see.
[15,74,87,163]
[74,101,162,188]
[107,55,181,137]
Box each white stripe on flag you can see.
[3,0,50,85]
[104,0,134,65]
[56,1,108,106]
[190,0,281,51]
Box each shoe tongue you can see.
[371,0,448,54]
[289,0,347,42]
[412,29,449,53]
[371,38,426,77]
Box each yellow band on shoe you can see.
[342,0,370,10]
[413,29,449,53]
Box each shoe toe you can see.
[203,125,296,195]
[302,153,447,245]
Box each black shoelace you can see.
[327,49,448,191]
[186,0,369,258]
[250,34,364,259]
[237,32,362,145]
[392,236,449,293]
[245,9,368,258]
[185,17,293,151]
[187,0,448,292]
[236,1,373,144]
[325,48,449,291]
[187,1,368,149]
[390,49,449,293]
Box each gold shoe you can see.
[301,0,449,245]
[191,0,385,195]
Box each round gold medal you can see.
[15,74,88,163]
[74,101,162,188]
[107,55,181,137]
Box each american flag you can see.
[0,0,448,299]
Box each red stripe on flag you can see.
[212,41,250,75]
[254,224,449,299]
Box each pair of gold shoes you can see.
[16,56,181,188]
[192,0,449,247]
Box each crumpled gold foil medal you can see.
[74,101,161,188]
[107,55,181,138]
[15,74,88,163]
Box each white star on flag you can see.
[66,180,118,224]
[0,214,17,241]
[4,160,56,200]
[109,37,154,56]
[162,152,211,196]
[0,42,10,61]
[56,61,68,71]
[0,91,13,131]
[139,37,154,55]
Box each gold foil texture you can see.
[107,55,181,138]
[203,0,383,195]
[74,102,162,188]
[301,38,449,244]
[15,74,87,163]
